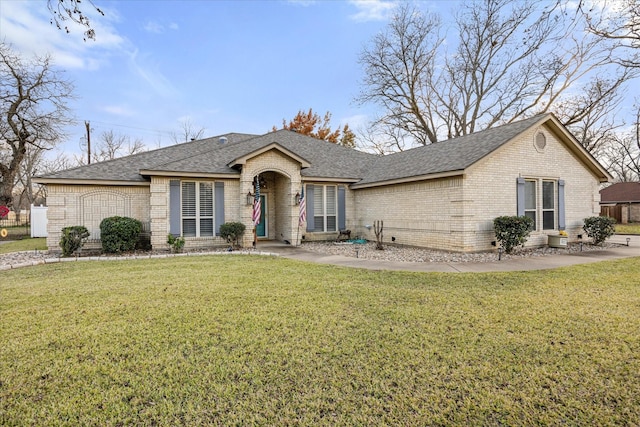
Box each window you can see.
[542,180,555,230]
[524,180,537,229]
[181,181,214,237]
[520,178,557,231]
[311,185,337,232]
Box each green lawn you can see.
[1,256,639,425]
[0,237,46,254]
[615,223,640,235]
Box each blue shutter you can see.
[338,185,346,230]
[215,182,225,235]
[558,180,565,230]
[516,177,525,217]
[169,180,181,236]
[306,185,315,232]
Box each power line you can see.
[88,120,173,136]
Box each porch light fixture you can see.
[294,192,301,205]
[246,191,254,206]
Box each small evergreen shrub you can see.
[167,234,185,253]
[59,226,90,257]
[100,216,142,253]
[583,216,616,245]
[219,222,246,247]
[493,215,534,254]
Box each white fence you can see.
[31,204,48,238]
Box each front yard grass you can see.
[0,237,46,254]
[1,255,639,425]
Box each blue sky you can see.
[0,0,426,157]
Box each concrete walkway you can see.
[258,235,640,273]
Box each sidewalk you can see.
[262,235,640,273]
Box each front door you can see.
[256,194,267,238]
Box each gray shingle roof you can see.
[357,115,548,185]
[36,115,550,185]
[37,133,258,182]
[147,130,376,180]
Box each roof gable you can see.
[353,113,611,188]
[227,142,311,168]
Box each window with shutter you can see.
[520,178,559,232]
[181,181,215,237]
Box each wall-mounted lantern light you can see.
[246,191,254,206]
[294,192,301,205]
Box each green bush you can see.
[99,216,142,253]
[219,222,246,247]
[493,215,534,254]
[167,234,185,253]
[583,216,616,245]
[59,226,90,257]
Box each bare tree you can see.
[47,0,104,41]
[74,130,146,165]
[601,104,640,181]
[0,42,75,209]
[169,118,206,144]
[579,0,640,68]
[357,1,636,151]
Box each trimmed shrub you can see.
[493,215,534,254]
[167,234,185,253]
[100,216,142,253]
[583,216,616,245]
[59,226,90,257]
[219,222,246,247]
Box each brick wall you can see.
[352,178,464,250]
[463,124,602,250]
[45,184,150,251]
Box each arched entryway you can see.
[242,170,303,248]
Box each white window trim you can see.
[524,178,558,232]
[181,181,215,238]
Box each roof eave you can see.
[33,178,150,186]
[139,170,239,179]
[302,176,362,184]
[350,170,464,189]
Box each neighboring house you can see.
[35,113,610,253]
[600,182,640,223]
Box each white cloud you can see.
[286,0,317,6]
[0,1,126,70]
[143,20,179,34]
[102,105,137,117]
[348,0,396,22]
[127,49,179,98]
[341,113,369,129]
[144,21,164,34]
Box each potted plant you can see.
[548,230,568,248]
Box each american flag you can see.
[298,187,306,227]
[252,176,261,226]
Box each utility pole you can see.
[85,120,91,164]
